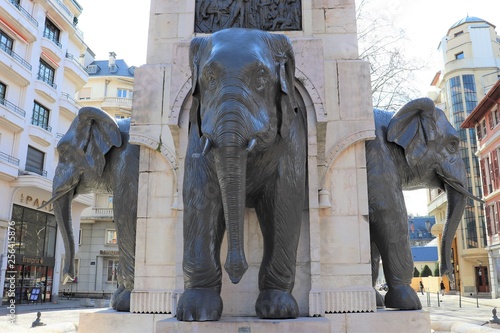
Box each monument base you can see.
[79,309,430,333]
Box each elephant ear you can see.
[74,107,122,176]
[189,36,209,138]
[272,34,297,138]
[386,98,437,168]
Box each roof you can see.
[461,80,500,128]
[411,246,438,262]
[87,59,135,77]
[447,16,495,35]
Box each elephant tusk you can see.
[246,138,257,152]
[437,171,484,203]
[39,188,75,209]
[202,136,213,156]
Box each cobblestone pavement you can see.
[0,293,499,332]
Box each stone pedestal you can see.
[79,310,431,333]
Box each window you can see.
[32,101,50,131]
[26,146,45,176]
[0,29,14,54]
[454,31,464,37]
[107,196,113,208]
[86,65,100,74]
[78,87,91,100]
[455,52,464,59]
[105,229,117,244]
[117,89,132,98]
[38,59,55,87]
[43,18,60,45]
[476,123,483,140]
[0,81,6,103]
[78,229,82,245]
[106,259,118,283]
[481,119,487,138]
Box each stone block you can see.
[79,310,171,333]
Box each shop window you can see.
[106,259,118,283]
[105,229,117,244]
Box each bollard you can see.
[477,292,479,308]
[426,291,431,307]
[437,292,440,307]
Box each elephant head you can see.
[386,98,482,277]
[188,28,298,283]
[41,107,122,283]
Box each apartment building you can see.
[66,52,135,297]
[0,0,94,303]
[461,80,500,298]
[428,16,500,297]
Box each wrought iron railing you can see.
[9,0,38,26]
[65,52,89,73]
[42,30,62,49]
[0,151,20,166]
[0,43,32,71]
[31,118,52,132]
[24,164,47,177]
[37,74,57,89]
[0,98,26,117]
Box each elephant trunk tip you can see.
[224,257,249,284]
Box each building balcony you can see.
[0,150,20,181]
[101,97,132,112]
[0,98,26,132]
[64,53,88,89]
[29,122,52,147]
[35,75,57,103]
[0,46,31,87]
[444,57,499,74]
[21,164,48,178]
[59,92,81,118]
[44,0,83,39]
[81,207,114,220]
[41,32,63,63]
[0,0,38,43]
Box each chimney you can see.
[109,52,116,66]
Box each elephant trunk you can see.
[213,144,249,284]
[52,191,76,284]
[440,184,466,277]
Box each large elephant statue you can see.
[42,107,139,312]
[366,98,481,309]
[176,28,307,321]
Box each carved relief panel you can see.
[195,0,302,33]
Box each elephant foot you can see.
[374,289,384,308]
[255,289,299,319]
[110,286,131,312]
[384,285,422,310]
[177,288,223,321]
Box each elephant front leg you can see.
[177,169,226,321]
[254,187,302,319]
[370,193,421,310]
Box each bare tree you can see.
[356,0,427,111]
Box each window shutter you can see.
[480,159,488,196]
[489,112,494,129]
[493,149,499,190]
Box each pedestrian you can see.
[440,281,445,296]
[419,281,424,295]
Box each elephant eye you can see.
[204,69,217,91]
[447,139,459,153]
[254,68,268,91]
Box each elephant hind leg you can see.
[370,241,384,308]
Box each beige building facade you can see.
[428,16,500,297]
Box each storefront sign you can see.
[99,250,119,256]
[15,255,55,267]
[18,193,53,212]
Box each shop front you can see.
[3,204,57,304]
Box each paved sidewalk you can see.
[0,294,498,332]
